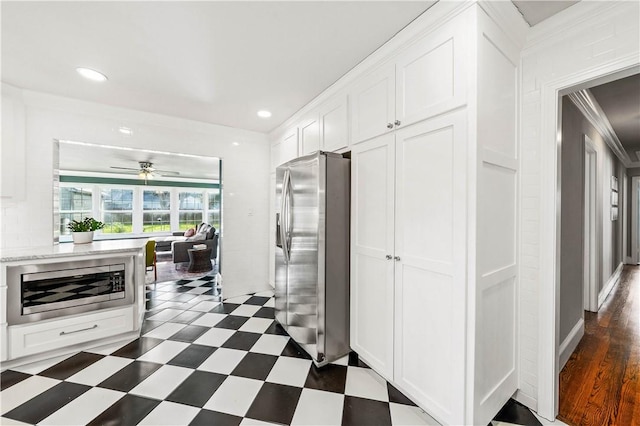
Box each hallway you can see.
[558,265,640,425]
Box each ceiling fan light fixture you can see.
[257,110,272,118]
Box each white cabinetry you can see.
[299,114,320,156]
[319,94,349,152]
[279,128,299,166]
[350,19,467,145]
[350,5,521,426]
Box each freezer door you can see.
[274,166,288,327]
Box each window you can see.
[179,191,203,230]
[101,188,133,233]
[59,186,93,235]
[207,190,221,229]
[143,190,171,233]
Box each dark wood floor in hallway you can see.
[559,265,640,425]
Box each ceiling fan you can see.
[110,161,180,183]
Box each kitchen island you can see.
[0,239,147,369]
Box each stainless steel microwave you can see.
[7,256,135,325]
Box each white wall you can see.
[518,0,639,416]
[0,84,271,298]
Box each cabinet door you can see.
[299,115,320,155]
[395,19,467,128]
[349,62,395,145]
[350,133,395,380]
[393,111,467,424]
[320,95,349,152]
[279,128,299,165]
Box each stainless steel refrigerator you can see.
[275,151,350,367]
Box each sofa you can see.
[154,223,218,264]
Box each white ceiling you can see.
[1,1,581,137]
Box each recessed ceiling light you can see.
[76,67,108,82]
[257,110,272,118]
[232,142,240,146]
[118,127,133,136]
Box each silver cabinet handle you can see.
[60,324,98,336]
[386,123,394,129]
[386,254,392,260]
[394,256,401,261]
[395,120,401,126]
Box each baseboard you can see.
[624,256,634,265]
[513,389,537,412]
[559,318,584,371]
[598,262,623,308]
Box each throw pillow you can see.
[184,228,195,238]
[185,232,206,242]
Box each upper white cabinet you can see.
[350,19,467,146]
[279,128,299,166]
[319,94,349,152]
[299,114,320,156]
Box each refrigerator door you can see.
[274,167,288,327]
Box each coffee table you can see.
[187,247,213,273]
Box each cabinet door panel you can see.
[300,115,320,155]
[395,19,467,127]
[320,95,349,152]
[393,111,467,424]
[350,63,395,145]
[350,133,395,380]
[280,129,299,165]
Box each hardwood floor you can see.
[558,265,640,425]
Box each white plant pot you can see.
[72,231,94,244]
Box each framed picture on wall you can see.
[611,176,619,191]
[612,206,619,221]
[611,191,619,206]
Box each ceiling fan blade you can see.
[154,170,180,175]
[110,166,140,171]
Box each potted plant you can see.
[67,217,105,244]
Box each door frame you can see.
[631,176,640,265]
[583,136,599,312]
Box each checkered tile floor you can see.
[1,274,545,426]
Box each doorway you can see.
[583,136,598,312]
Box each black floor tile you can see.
[253,307,275,319]
[210,303,240,314]
[175,279,192,285]
[170,311,204,324]
[97,360,162,392]
[175,286,194,293]
[189,409,242,426]
[244,296,271,306]
[167,370,227,407]
[221,331,261,351]
[3,381,90,424]
[215,315,249,330]
[145,299,166,310]
[200,275,216,281]
[1,370,31,390]
[348,351,371,368]
[342,396,392,426]
[38,352,104,380]
[87,394,160,426]
[387,383,416,406]
[169,325,210,343]
[144,309,163,319]
[140,320,163,335]
[168,344,217,369]
[111,337,164,359]
[281,339,312,359]
[245,382,302,425]
[265,321,289,336]
[230,352,278,380]
[304,363,347,393]
[494,398,543,426]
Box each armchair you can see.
[172,230,218,264]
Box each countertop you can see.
[0,239,148,262]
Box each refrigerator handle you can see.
[275,213,282,248]
[286,171,294,260]
[280,169,291,263]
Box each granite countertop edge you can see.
[0,239,149,263]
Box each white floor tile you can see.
[241,418,280,425]
[10,354,73,375]
[146,308,185,322]
[291,388,345,426]
[130,365,193,400]
[0,376,60,414]
[66,355,133,386]
[0,417,31,425]
[138,401,200,425]
[254,290,275,297]
[344,366,389,402]
[263,298,275,308]
[184,280,207,287]
[137,340,190,364]
[239,317,273,333]
[224,295,252,304]
[533,412,570,426]
[389,402,440,425]
[193,327,235,347]
[250,335,290,356]
[203,376,263,417]
[232,305,261,317]
[85,339,134,355]
[330,354,349,366]
[187,287,210,295]
[198,348,246,374]
[190,300,222,312]
[266,357,312,387]
[39,387,124,425]
[143,322,187,339]
[191,312,227,327]
[152,292,177,301]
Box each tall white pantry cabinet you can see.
[269,3,525,425]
